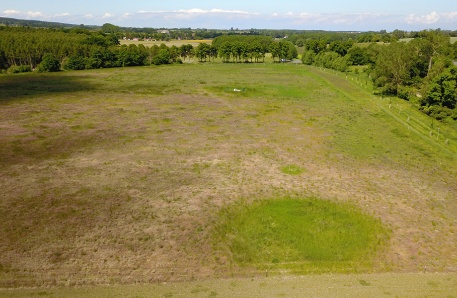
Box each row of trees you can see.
[59,43,198,70]
[0,27,200,72]
[0,27,120,71]
[0,27,299,74]
[212,35,271,62]
[211,35,297,63]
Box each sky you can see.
[1,0,457,31]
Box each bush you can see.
[397,86,415,101]
[420,105,453,120]
[7,65,32,74]
[36,53,60,72]
[301,50,315,65]
[152,49,170,65]
[63,56,86,70]
[451,109,457,120]
[85,57,103,69]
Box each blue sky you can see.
[1,0,457,31]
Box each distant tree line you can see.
[2,24,456,121]
[212,35,297,63]
[0,16,96,29]
[0,27,195,73]
[0,28,298,74]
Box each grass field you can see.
[120,39,212,47]
[1,63,457,294]
[401,37,457,44]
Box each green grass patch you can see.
[281,165,305,175]
[213,198,390,273]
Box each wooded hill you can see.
[0,16,97,29]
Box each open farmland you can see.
[1,63,457,293]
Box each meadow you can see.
[1,63,457,295]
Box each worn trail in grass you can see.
[1,64,457,287]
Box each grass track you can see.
[1,63,457,290]
[2,273,457,297]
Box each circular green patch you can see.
[281,165,305,175]
[213,198,389,272]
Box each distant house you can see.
[157,30,170,35]
[453,60,457,66]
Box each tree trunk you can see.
[427,56,433,76]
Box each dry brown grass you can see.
[1,64,457,288]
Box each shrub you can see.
[152,49,170,65]
[85,57,103,69]
[63,56,86,70]
[420,105,453,120]
[7,65,32,74]
[397,85,415,101]
[301,50,315,65]
[36,53,60,72]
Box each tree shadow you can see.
[0,73,96,102]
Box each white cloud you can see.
[135,8,257,19]
[2,9,44,19]
[123,8,260,25]
[442,12,457,20]
[3,9,20,15]
[289,12,385,26]
[175,8,256,15]
[2,7,457,30]
[406,11,440,24]
[26,11,43,18]
[55,13,70,17]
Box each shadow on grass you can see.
[1,131,107,166]
[0,72,96,101]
